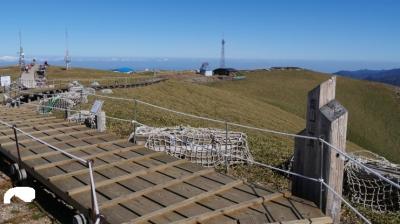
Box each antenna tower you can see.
[18,31,25,70]
[220,38,225,68]
[64,29,71,70]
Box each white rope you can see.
[221,152,372,224]
[321,181,372,224]
[10,90,397,222]
[38,92,398,191]
[20,94,400,191]
[20,101,81,113]
[20,101,140,127]
[105,116,132,123]
[320,139,400,190]
[0,114,372,223]
[221,153,320,183]
[87,93,318,140]
[0,119,87,165]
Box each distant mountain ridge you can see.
[335,68,400,86]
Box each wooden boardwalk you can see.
[15,77,167,102]
[0,105,331,224]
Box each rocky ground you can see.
[0,170,53,224]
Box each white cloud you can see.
[0,56,18,62]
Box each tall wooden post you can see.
[292,76,348,223]
[96,111,106,132]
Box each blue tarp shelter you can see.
[112,67,135,74]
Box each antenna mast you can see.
[220,37,225,68]
[18,31,25,70]
[64,29,71,70]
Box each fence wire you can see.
[10,87,400,223]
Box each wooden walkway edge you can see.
[0,104,331,224]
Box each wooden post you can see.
[96,111,106,132]
[320,100,347,223]
[292,76,347,223]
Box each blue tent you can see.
[112,67,135,74]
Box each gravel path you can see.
[0,170,53,224]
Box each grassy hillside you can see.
[81,72,398,223]
[207,70,400,162]
[3,66,398,223]
[2,65,396,161]
[83,78,366,186]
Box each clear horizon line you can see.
[0,55,399,63]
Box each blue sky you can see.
[1,0,399,62]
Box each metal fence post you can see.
[319,138,324,211]
[12,125,22,166]
[88,159,100,223]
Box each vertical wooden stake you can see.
[320,100,348,223]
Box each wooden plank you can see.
[101,205,139,223]
[0,114,45,121]
[268,217,332,224]
[48,151,164,181]
[169,192,287,224]
[0,120,74,132]
[0,109,35,115]
[226,207,270,224]
[2,116,57,123]
[0,111,43,116]
[1,133,113,160]
[278,196,324,220]
[1,129,97,146]
[0,117,60,130]
[33,145,144,170]
[0,125,85,141]
[100,168,214,209]
[22,139,127,161]
[68,159,187,195]
[18,133,113,151]
[0,122,80,134]
[170,203,212,221]
[125,179,244,224]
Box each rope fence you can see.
[9,89,400,223]
[19,93,400,190]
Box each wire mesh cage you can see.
[37,81,95,114]
[344,151,400,212]
[132,125,254,167]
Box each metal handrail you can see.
[0,118,101,223]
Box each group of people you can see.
[22,59,49,73]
